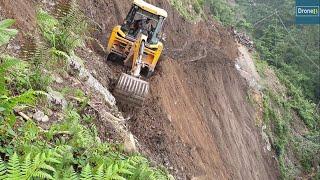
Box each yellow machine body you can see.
[106,0,167,106]
[106,25,163,72]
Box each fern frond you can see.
[11,89,37,106]
[0,19,16,29]
[80,164,93,180]
[36,9,59,32]
[21,153,32,178]
[32,153,41,165]
[153,169,169,180]
[64,166,78,180]
[46,156,61,165]
[119,168,133,176]
[6,153,21,180]
[103,163,128,180]
[94,164,104,180]
[39,163,55,172]
[50,48,70,59]
[46,150,61,164]
[0,55,19,96]
[32,171,54,180]
[104,164,113,179]
[118,161,134,176]
[20,152,57,180]
[113,174,126,180]
[0,158,6,179]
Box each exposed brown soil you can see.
[78,0,279,178]
[1,0,280,179]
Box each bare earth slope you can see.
[81,0,279,179]
[0,0,279,179]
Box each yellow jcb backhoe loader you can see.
[106,0,167,106]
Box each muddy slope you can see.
[0,0,279,179]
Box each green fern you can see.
[0,89,36,126]
[0,55,19,95]
[0,55,38,127]
[0,19,18,46]
[36,9,59,47]
[4,56,32,93]
[94,164,104,180]
[0,151,62,180]
[21,153,32,178]
[0,158,6,179]
[80,164,93,180]
[0,5,171,180]
[6,153,21,180]
[103,163,127,180]
[64,166,78,180]
[36,8,87,54]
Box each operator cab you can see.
[121,0,167,44]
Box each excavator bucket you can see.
[114,73,149,106]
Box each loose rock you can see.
[47,88,67,109]
[33,110,49,122]
[52,73,64,83]
[123,133,137,153]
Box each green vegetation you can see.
[0,19,18,46]
[0,5,170,179]
[214,0,320,178]
[238,2,319,176]
[0,105,168,179]
[255,53,319,178]
[235,0,319,103]
[207,0,235,25]
[172,0,319,104]
[178,0,319,178]
[170,0,235,24]
[261,84,319,178]
[37,8,87,54]
[169,0,203,21]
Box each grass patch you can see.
[170,0,202,21]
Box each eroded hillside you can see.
[0,0,280,179]
[77,0,279,178]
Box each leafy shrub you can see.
[193,2,202,14]
[261,75,319,177]
[170,0,201,20]
[29,68,52,91]
[0,19,18,46]
[276,70,319,130]
[0,56,37,125]
[207,0,235,25]
[36,9,87,54]
[292,134,320,172]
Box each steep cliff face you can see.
[0,0,279,179]
[77,0,279,179]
